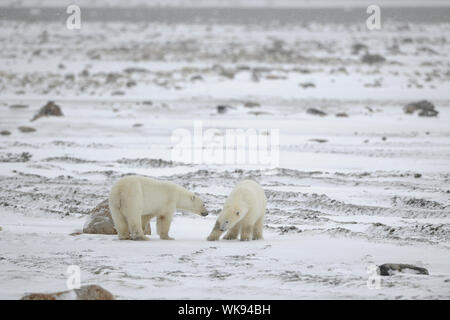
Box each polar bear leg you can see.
[223,222,241,240]
[240,223,253,241]
[252,216,264,240]
[207,221,222,241]
[123,201,148,241]
[157,211,174,240]
[142,215,152,235]
[111,207,130,240]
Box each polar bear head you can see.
[178,191,208,216]
[217,199,249,231]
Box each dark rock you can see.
[308,138,328,143]
[306,108,327,116]
[378,263,429,276]
[31,101,63,122]
[21,285,114,300]
[404,100,438,117]
[336,112,348,117]
[243,101,260,108]
[414,173,422,178]
[111,91,125,96]
[361,53,386,64]
[299,82,316,88]
[123,67,149,74]
[18,126,36,133]
[190,75,203,82]
[9,104,28,109]
[217,105,231,114]
[126,80,137,88]
[352,43,368,55]
[0,130,11,136]
[83,199,150,235]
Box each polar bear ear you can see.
[236,211,240,216]
[191,195,195,201]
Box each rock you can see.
[0,130,11,136]
[126,80,137,88]
[31,101,63,122]
[217,105,231,114]
[382,136,387,141]
[21,285,114,300]
[243,101,260,108]
[306,108,327,116]
[9,104,28,109]
[123,67,149,74]
[190,75,203,82]
[308,138,328,143]
[299,82,316,88]
[18,126,36,133]
[414,173,422,178]
[132,123,143,128]
[378,263,429,276]
[335,112,348,117]
[248,111,271,116]
[111,91,125,96]
[83,199,150,235]
[352,43,368,55]
[403,100,438,117]
[361,53,386,64]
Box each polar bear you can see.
[109,175,208,240]
[207,180,266,241]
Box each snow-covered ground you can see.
[0,3,449,299]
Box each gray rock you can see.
[9,104,28,109]
[83,199,150,235]
[404,100,438,117]
[217,105,231,114]
[299,82,316,88]
[361,53,386,64]
[0,130,11,136]
[352,43,368,55]
[306,108,327,116]
[31,101,63,122]
[21,285,114,300]
[243,101,260,108]
[18,126,36,133]
[308,138,328,143]
[378,263,429,276]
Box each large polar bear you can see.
[109,175,208,240]
[207,180,266,241]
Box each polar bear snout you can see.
[201,209,208,216]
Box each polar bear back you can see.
[228,179,267,218]
[110,175,180,216]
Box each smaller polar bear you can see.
[207,180,266,241]
[109,175,208,240]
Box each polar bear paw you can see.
[131,234,150,241]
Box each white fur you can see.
[109,175,208,240]
[207,180,266,241]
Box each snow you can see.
[0,3,449,300]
